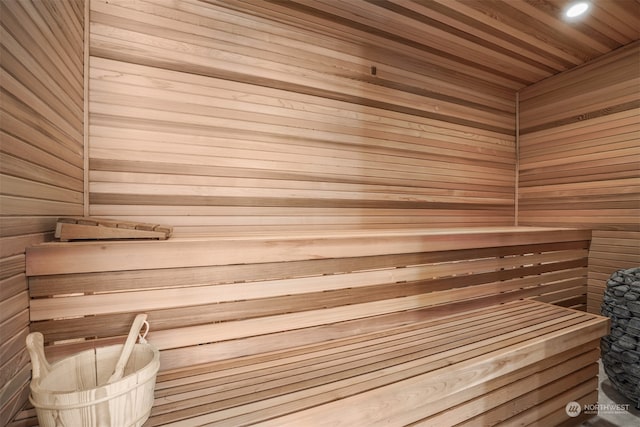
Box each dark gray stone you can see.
[611,343,627,354]
[619,335,638,349]
[612,327,625,337]
[621,351,640,364]
[628,301,640,314]
[601,266,640,404]
[622,364,640,378]
[613,306,632,318]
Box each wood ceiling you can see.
[214,0,640,91]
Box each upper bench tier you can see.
[26,227,591,276]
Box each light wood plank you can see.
[26,227,590,275]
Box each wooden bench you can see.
[146,299,606,426]
[18,227,609,426]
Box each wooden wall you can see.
[588,230,640,313]
[518,41,640,313]
[0,0,85,424]
[87,0,516,234]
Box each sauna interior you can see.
[1,0,639,426]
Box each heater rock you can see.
[601,267,640,406]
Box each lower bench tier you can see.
[147,299,608,427]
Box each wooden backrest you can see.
[26,227,591,371]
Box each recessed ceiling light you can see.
[565,2,590,18]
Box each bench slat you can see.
[29,240,588,297]
[155,300,536,385]
[452,376,598,427]
[239,316,605,427]
[413,347,600,426]
[29,248,588,320]
[30,261,587,342]
[26,227,591,276]
[152,303,558,409]
[144,301,607,426]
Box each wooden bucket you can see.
[26,320,159,427]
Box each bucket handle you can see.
[107,313,148,384]
[26,332,51,381]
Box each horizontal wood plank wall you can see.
[588,231,640,313]
[0,0,84,424]
[518,41,640,314]
[0,0,84,425]
[25,227,591,372]
[88,0,516,234]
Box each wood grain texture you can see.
[3,1,638,425]
[26,227,590,275]
[215,0,637,89]
[140,301,606,426]
[518,42,640,232]
[87,0,516,233]
[587,230,640,314]
[25,227,592,372]
[518,42,640,313]
[0,1,84,425]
